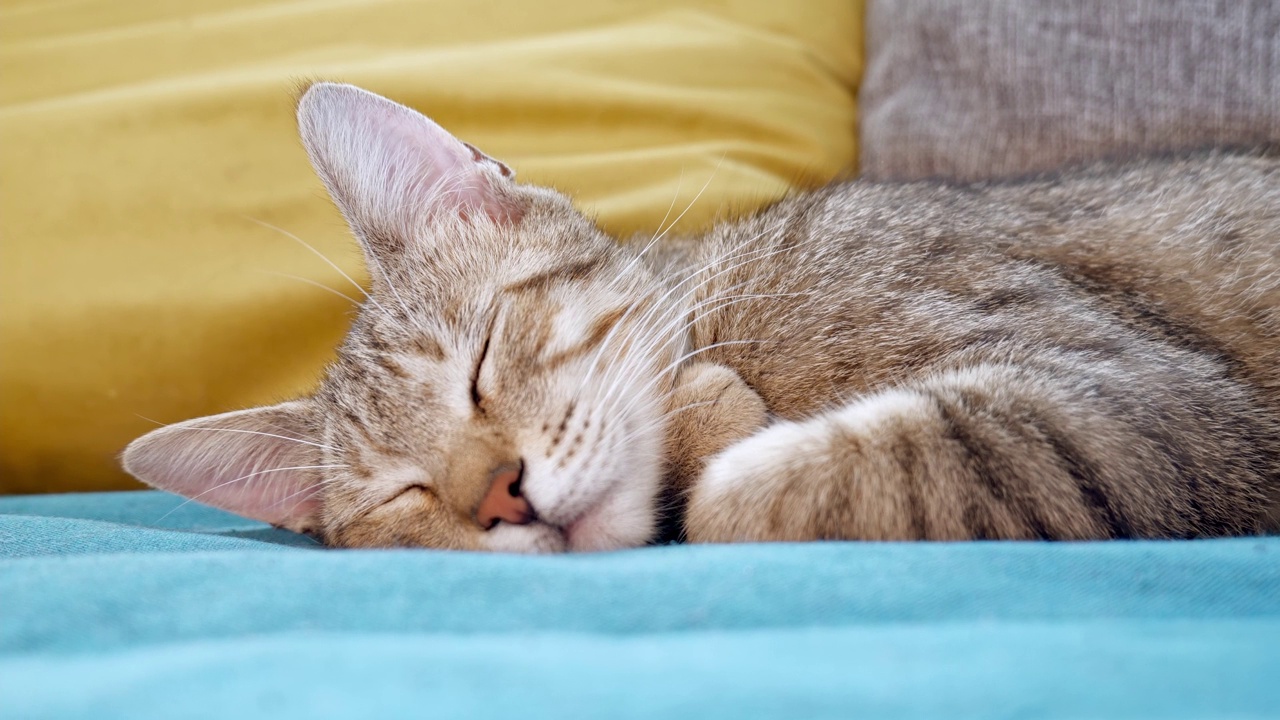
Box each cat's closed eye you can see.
[389,484,433,506]
[470,333,492,409]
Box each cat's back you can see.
[814,145,1280,286]
[978,147,1280,398]
[678,146,1280,413]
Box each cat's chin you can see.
[558,484,657,553]
[561,514,626,552]
[482,521,569,554]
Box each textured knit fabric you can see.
[860,0,1280,181]
[0,1,861,493]
[3,491,1279,719]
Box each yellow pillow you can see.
[0,0,862,493]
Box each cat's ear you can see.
[121,401,324,534]
[296,81,522,246]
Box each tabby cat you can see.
[123,83,1280,551]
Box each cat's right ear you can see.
[296,82,523,249]
[121,401,325,535]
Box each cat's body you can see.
[123,83,1280,551]
[655,151,1280,541]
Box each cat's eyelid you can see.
[401,484,436,499]
[341,483,439,527]
[471,331,492,409]
[383,484,439,509]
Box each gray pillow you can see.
[859,0,1280,181]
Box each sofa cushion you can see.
[860,0,1280,181]
[0,0,862,492]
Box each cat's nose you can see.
[477,460,534,529]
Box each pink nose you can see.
[477,462,534,530]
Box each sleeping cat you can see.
[123,82,1280,551]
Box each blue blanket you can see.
[2,491,1278,719]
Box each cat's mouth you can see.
[481,496,599,553]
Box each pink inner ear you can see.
[297,82,522,235]
[121,403,324,534]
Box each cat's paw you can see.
[685,389,939,543]
[684,415,832,543]
[661,361,768,495]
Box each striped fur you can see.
[123,84,1280,551]
[675,147,1280,542]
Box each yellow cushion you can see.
[0,0,862,493]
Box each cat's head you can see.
[122,82,685,552]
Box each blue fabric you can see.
[2,491,1278,719]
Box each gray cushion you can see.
[859,0,1280,181]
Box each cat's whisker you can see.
[590,241,797,414]
[598,286,796,413]
[637,287,808,360]
[589,218,774,378]
[592,320,751,427]
[591,315,692,422]
[589,287,703,416]
[270,483,333,534]
[589,230,788,390]
[578,292,659,392]
[610,399,724,448]
[592,212,778,375]
[603,337,769,426]
[258,270,363,306]
[652,339,767,386]
[649,153,727,248]
[243,216,399,325]
[609,170,685,289]
[668,291,809,350]
[651,168,688,244]
[136,414,341,451]
[603,151,723,293]
[626,224,793,345]
[627,341,769,426]
[662,399,721,419]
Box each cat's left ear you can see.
[296,82,522,245]
[121,401,325,535]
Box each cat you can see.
[122,82,1280,552]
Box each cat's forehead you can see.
[403,201,600,260]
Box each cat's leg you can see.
[652,361,768,542]
[685,359,1272,542]
[661,361,769,495]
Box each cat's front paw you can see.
[661,361,768,495]
[684,416,833,543]
[685,389,941,543]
